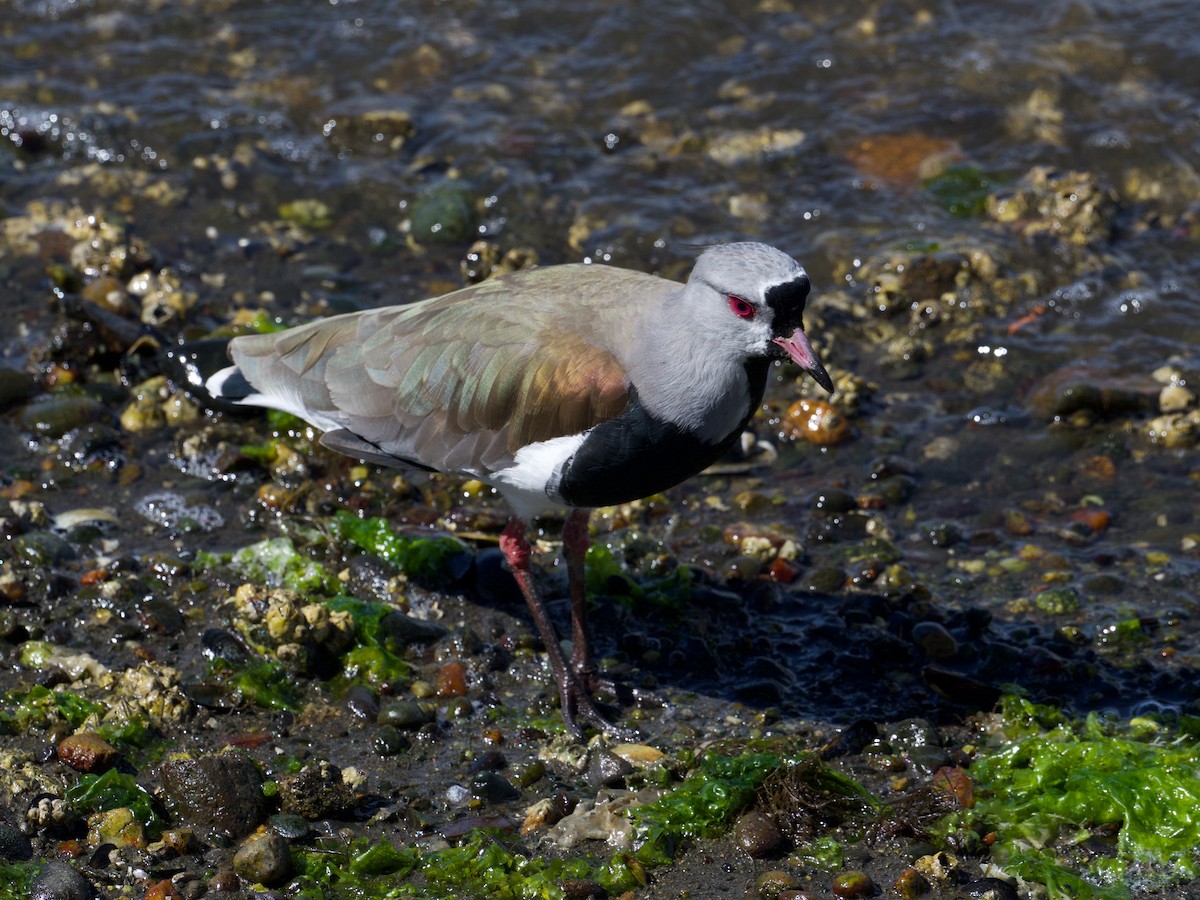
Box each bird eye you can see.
[727,294,756,319]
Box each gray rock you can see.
[233,829,293,887]
[30,861,94,900]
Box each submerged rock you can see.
[159,752,269,840]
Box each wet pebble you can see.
[378,610,448,648]
[30,861,94,900]
[57,732,120,773]
[159,752,268,840]
[409,179,476,244]
[0,367,37,410]
[470,771,520,804]
[584,750,634,790]
[19,394,109,438]
[734,809,782,858]
[960,877,1018,899]
[16,531,77,566]
[893,866,930,898]
[755,869,798,897]
[233,829,293,887]
[0,821,33,861]
[344,684,381,720]
[372,725,410,757]
[377,700,437,729]
[783,398,850,445]
[266,813,310,841]
[279,761,356,820]
[435,661,469,697]
[911,622,959,659]
[831,869,874,898]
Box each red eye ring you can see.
[727,294,756,319]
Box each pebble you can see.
[0,821,33,861]
[584,750,634,790]
[734,809,782,857]
[57,732,120,773]
[372,725,410,757]
[893,867,930,898]
[831,869,875,898]
[783,398,851,445]
[267,813,310,840]
[19,394,109,438]
[910,622,959,659]
[435,661,469,697]
[278,761,356,820]
[29,861,94,900]
[755,870,798,896]
[377,700,437,729]
[343,684,381,720]
[233,829,293,887]
[470,771,520,804]
[0,367,37,409]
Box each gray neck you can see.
[624,297,752,443]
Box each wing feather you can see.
[226,264,675,475]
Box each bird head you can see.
[687,243,833,392]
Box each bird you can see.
[205,242,832,738]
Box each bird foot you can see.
[558,674,640,743]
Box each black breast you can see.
[554,359,769,508]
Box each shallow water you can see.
[3,0,1199,712]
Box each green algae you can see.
[584,543,692,608]
[65,769,163,836]
[923,164,995,217]
[332,510,465,584]
[325,597,413,686]
[0,684,154,749]
[945,696,1200,898]
[0,862,38,899]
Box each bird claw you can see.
[557,671,640,742]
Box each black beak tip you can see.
[809,362,835,394]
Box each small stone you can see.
[0,821,33,861]
[755,870,799,897]
[735,809,782,858]
[86,807,146,848]
[584,750,634,790]
[29,861,94,900]
[233,829,293,887]
[831,869,874,898]
[19,394,109,438]
[782,398,851,446]
[267,813,310,840]
[57,732,120,773]
[893,866,931,898]
[436,661,469,697]
[470,771,520,804]
[911,622,959,659]
[1159,384,1195,413]
[377,700,437,729]
[278,761,357,820]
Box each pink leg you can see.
[562,508,594,680]
[499,516,633,739]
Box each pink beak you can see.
[773,329,833,392]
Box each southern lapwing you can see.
[206,242,832,737]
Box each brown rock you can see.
[57,732,120,773]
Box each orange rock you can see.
[845,132,962,186]
[1070,507,1111,534]
[782,398,851,446]
[436,661,469,698]
[768,557,800,583]
[80,568,109,586]
[143,879,183,900]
